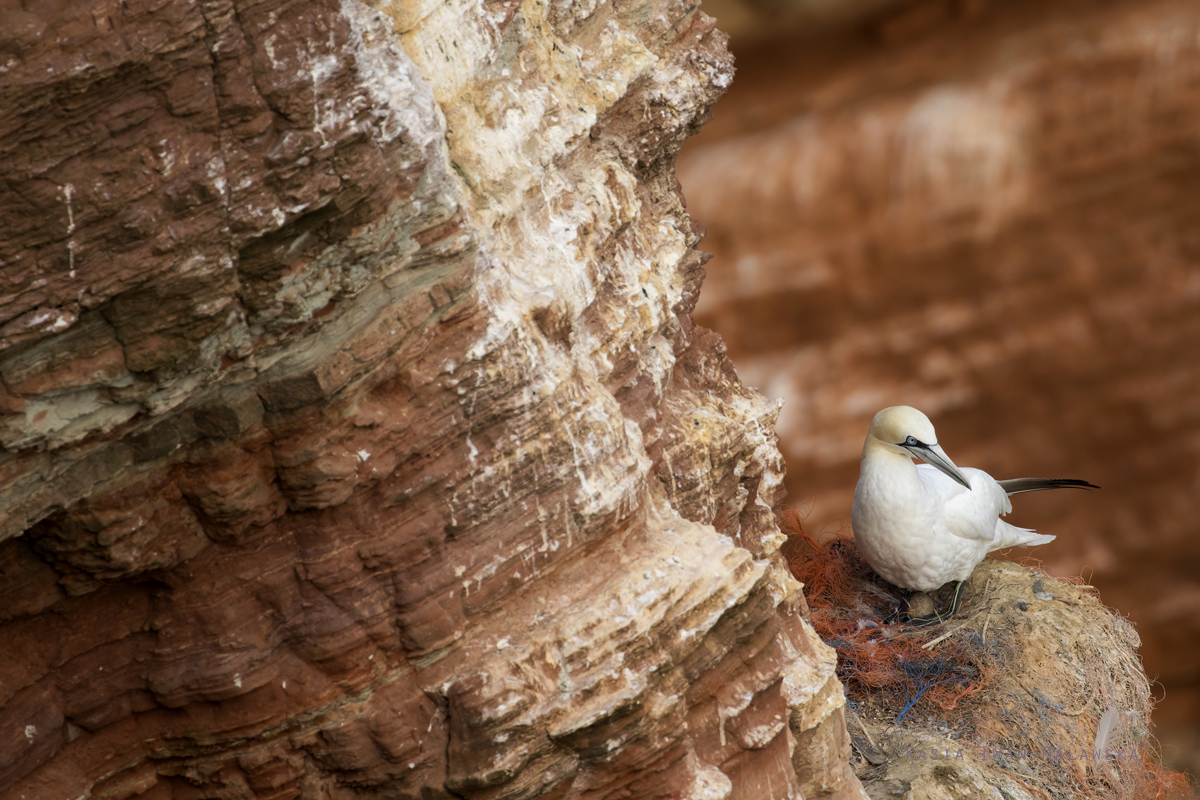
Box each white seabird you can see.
[851,406,1096,624]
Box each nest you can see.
[780,509,1192,800]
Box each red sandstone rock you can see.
[0,0,866,798]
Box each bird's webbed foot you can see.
[892,581,967,627]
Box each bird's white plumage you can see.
[851,406,1055,592]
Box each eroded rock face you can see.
[678,0,1200,742]
[0,0,865,798]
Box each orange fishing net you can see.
[780,508,997,722]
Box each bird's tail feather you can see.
[990,519,1056,551]
[999,477,1099,495]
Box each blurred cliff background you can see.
[677,0,1200,783]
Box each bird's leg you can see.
[904,580,966,627]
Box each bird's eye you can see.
[905,436,918,446]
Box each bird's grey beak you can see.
[908,443,972,490]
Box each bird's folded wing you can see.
[917,464,998,541]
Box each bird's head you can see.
[866,406,972,490]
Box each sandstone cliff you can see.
[0,0,867,798]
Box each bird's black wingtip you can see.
[998,477,1100,495]
[1054,478,1100,490]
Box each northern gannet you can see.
[851,406,1097,625]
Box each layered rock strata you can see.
[0,0,865,798]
